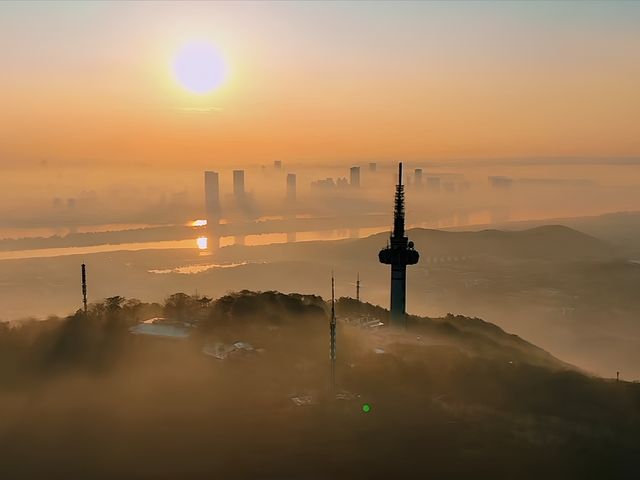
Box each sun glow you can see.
[173,41,227,94]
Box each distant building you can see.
[129,317,192,340]
[350,166,360,188]
[204,171,220,220]
[311,177,349,190]
[286,173,296,201]
[368,162,377,172]
[233,170,245,199]
[488,176,513,189]
[311,178,336,190]
[414,168,423,187]
[274,160,282,170]
[426,176,441,191]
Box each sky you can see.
[1,1,639,166]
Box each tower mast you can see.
[330,272,336,392]
[356,272,360,302]
[81,263,88,314]
[378,163,420,327]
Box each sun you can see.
[173,41,227,94]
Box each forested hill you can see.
[1,291,639,479]
[1,290,568,377]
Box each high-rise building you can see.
[488,176,513,189]
[378,163,420,328]
[274,160,282,170]
[369,162,377,172]
[233,170,245,199]
[350,166,360,188]
[204,171,220,220]
[414,168,423,187]
[286,173,296,201]
[311,178,336,190]
[426,176,441,191]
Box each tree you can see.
[105,296,126,313]
[164,293,199,324]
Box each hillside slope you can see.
[2,291,639,479]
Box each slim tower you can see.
[204,171,220,221]
[81,263,88,313]
[330,272,336,392]
[414,168,423,187]
[378,163,420,327]
[286,173,297,202]
[356,273,360,302]
[350,166,360,188]
[233,170,245,200]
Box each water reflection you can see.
[0,207,571,262]
[0,226,393,261]
[149,261,249,274]
[196,236,208,250]
[197,227,386,253]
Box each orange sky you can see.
[1,1,639,166]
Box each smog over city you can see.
[2,2,640,479]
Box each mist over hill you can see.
[465,211,640,257]
[2,224,640,379]
[1,291,640,479]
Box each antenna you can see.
[349,274,363,301]
[331,272,335,317]
[81,263,88,313]
[330,271,336,393]
[393,162,405,238]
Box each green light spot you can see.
[362,403,371,413]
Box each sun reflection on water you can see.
[196,236,208,250]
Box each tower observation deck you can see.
[378,162,419,327]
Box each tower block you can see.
[378,163,419,327]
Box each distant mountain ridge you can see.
[361,225,614,261]
[216,225,615,265]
